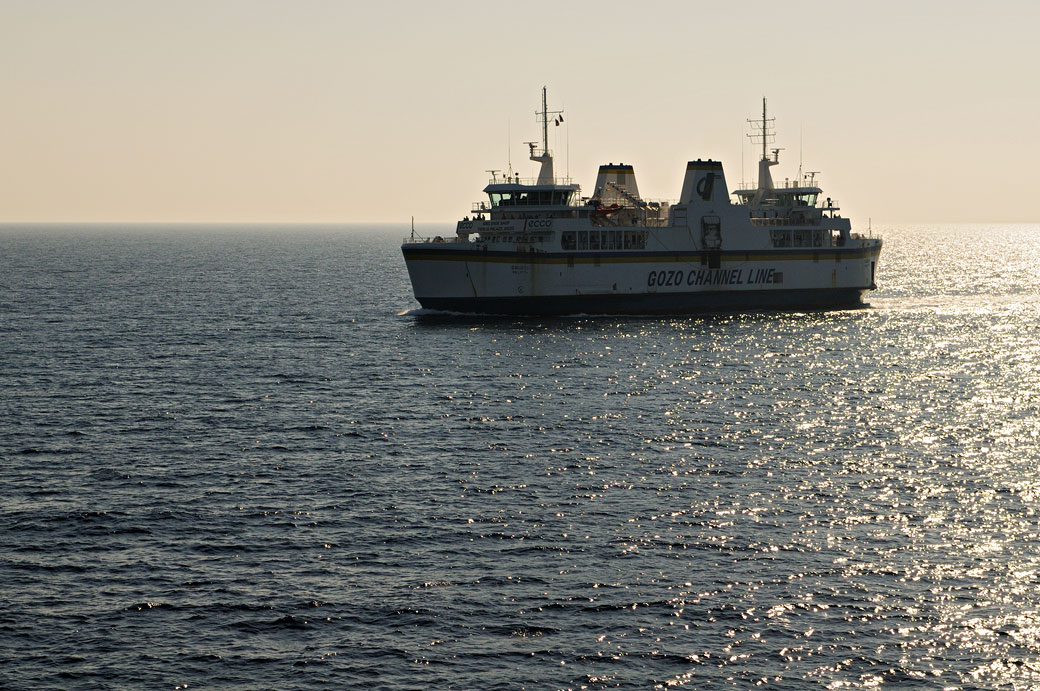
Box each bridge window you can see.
[554,190,575,205]
[488,189,575,208]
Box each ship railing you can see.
[402,235,455,244]
[470,200,584,213]
[736,178,823,191]
[753,218,828,228]
[486,176,575,186]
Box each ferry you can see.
[401,89,881,315]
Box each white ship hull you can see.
[403,229,879,315]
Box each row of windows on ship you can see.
[485,230,648,250]
[561,230,648,251]
[483,228,841,250]
[771,228,846,248]
[488,190,577,207]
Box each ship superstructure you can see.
[402,90,881,315]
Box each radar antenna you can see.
[534,86,564,158]
[747,97,776,163]
[530,87,564,185]
[746,97,780,195]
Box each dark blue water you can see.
[3,223,1040,689]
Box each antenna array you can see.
[747,97,776,162]
[534,86,564,157]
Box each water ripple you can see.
[3,224,1040,688]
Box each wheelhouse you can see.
[485,184,579,208]
[733,186,821,208]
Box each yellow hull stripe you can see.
[403,250,879,265]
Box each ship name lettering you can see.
[647,270,685,288]
[684,268,744,286]
[746,268,776,284]
[647,267,777,288]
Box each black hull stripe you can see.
[415,288,870,316]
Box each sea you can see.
[2,222,1040,690]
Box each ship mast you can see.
[542,87,549,163]
[761,98,769,163]
[529,86,564,185]
[747,97,778,199]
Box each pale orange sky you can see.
[2,0,1038,225]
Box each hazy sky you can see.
[3,0,1038,225]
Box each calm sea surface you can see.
[3,223,1040,689]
